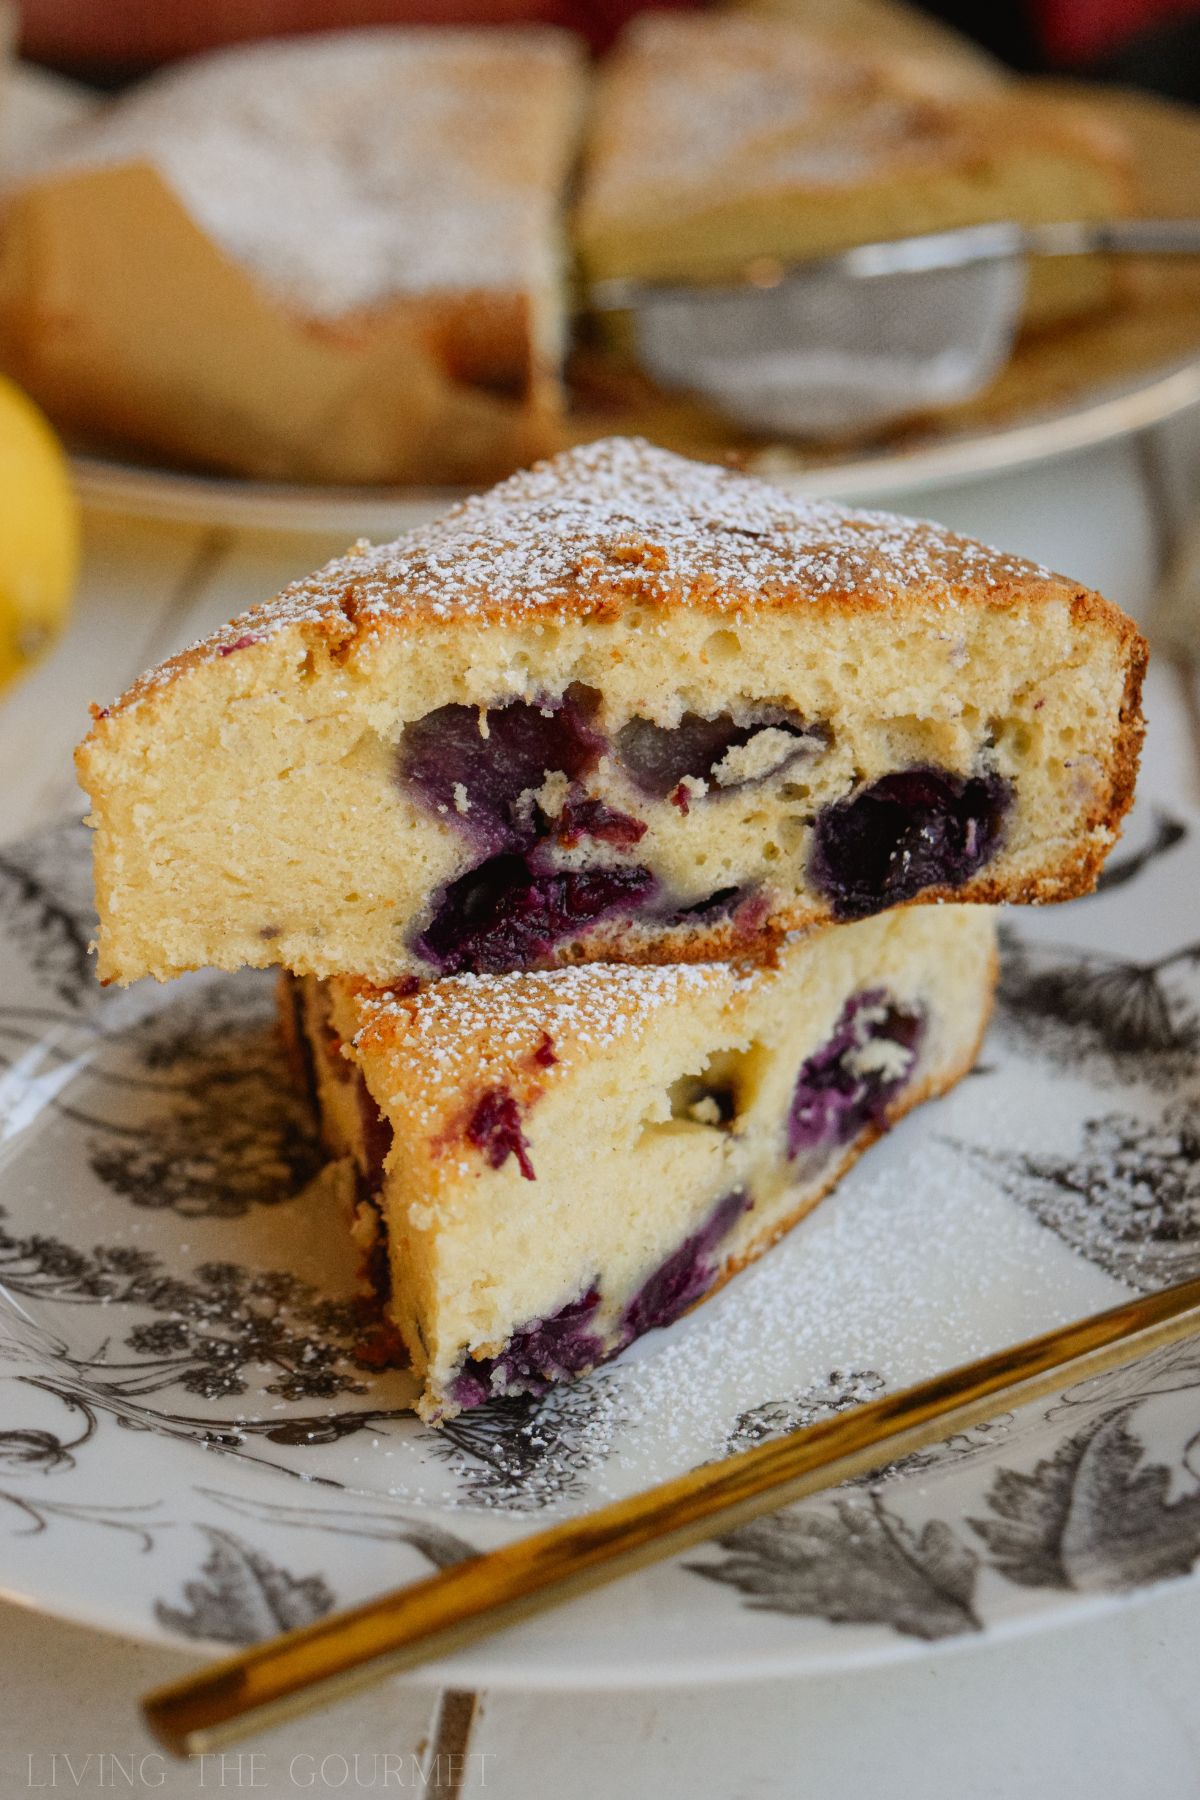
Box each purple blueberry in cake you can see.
[810,766,1012,921]
[448,1189,751,1409]
[416,856,658,975]
[287,899,998,1422]
[449,1287,606,1408]
[397,688,606,856]
[556,791,647,849]
[788,988,924,1158]
[621,1190,751,1339]
[81,438,1145,988]
[615,709,822,800]
[466,1086,537,1181]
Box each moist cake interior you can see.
[78,440,1144,986]
[287,904,997,1421]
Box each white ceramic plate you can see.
[71,357,1200,536]
[0,798,1198,1688]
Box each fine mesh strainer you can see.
[590,218,1200,436]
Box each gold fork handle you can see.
[144,1275,1200,1755]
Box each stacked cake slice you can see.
[282,908,996,1421]
[77,439,1145,1421]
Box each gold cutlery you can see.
[144,1273,1200,1755]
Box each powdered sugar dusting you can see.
[580,14,1117,241]
[582,14,989,221]
[96,438,1059,723]
[586,14,971,217]
[332,437,1051,621]
[349,957,720,1107]
[30,28,580,317]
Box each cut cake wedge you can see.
[576,13,1130,331]
[284,904,998,1422]
[78,438,1144,985]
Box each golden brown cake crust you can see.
[311,917,1000,1408]
[17,28,584,328]
[339,957,743,1151]
[79,440,1146,948]
[82,436,1145,727]
[1,29,584,485]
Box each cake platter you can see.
[0,790,1197,1687]
[70,353,1200,536]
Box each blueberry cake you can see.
[77,437,1144,986]
[0,29,584,484]
[283,904,997,1421]
[576,13,1130,331]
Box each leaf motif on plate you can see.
[845,1413,1020,1490]
[690,1494,981,1642]
[420,1373,626,1511]
[0,1488,165,1550]
[957,1100,1200,1291]
[81,975,324,1219]
[970,1409,1200,1593]
[197,1487,478,1570]
[995,929,1200,1090]
[716,1369,885,1459]
[155,1526,335,1645]
[0,821,97,1011]
[1051,1337,1200,1417]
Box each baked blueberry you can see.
[417,855,657,975]
[787,988,924,1158]
[811,766,1012,920]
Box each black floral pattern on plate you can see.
[420,1373,627,1511]
[0,813,1198,1656]
[80,976,326,1219]
[716,1370,886,1459]
[155,1494,480,1645]
[1093,808,1187,895]
[691,1493,983,1642]
[0,820,97,1011]
[155,1527,337,1645]
[995,931,1200,1091]
[960,1099,1200,1292]
[969,1406,1200,1594]
[0,1207,374,1403]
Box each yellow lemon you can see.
[0,376,79,690]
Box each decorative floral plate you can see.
[0,800,1198,1687]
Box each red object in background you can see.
[17,0,700,74]
[1035,0,1200,63]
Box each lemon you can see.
[0,376,79,690]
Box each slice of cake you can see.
[77,438,1144,987]
[283,904,997,1421]
[0,29,584,484]
[576,14,1130,333]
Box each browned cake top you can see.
[348,959,723,1076]
[92,437,1105,725]
[337,958,734,1143]
[580,12,1124,221]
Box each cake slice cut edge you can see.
[77,438,1145,987]
[283,903,998,1423]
